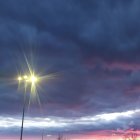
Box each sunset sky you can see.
[0,0,140,139]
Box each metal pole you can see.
[42,132,44,140]
[20,92,26,140]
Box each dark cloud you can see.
[0,0,140,135]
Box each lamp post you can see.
[17,74,39,140]
[20,89,26,140]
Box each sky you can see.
[0,0,140,139]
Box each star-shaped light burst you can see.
[16,56,56,140]
[17,67,55,104]
[17,72,39,96]
[16,55,57,105]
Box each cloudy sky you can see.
[0,0,140,139]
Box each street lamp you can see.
[16,55,55,140]
[17,73,39,140]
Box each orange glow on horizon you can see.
[1,135,140,140]
[1,130,140,140]
[68,130,140,140]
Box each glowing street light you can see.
[16,56,55,140]
[17,72,39,140]
[18,76,22,81]
[18,75,38,84]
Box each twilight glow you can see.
[1,0,140,139]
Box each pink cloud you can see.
[124,85,140,95]
[69,130,140,140]
[85,57,140,71]
[105,62,140,71]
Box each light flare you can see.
[17,72,39,97]
[18,76,22,81]
[23,75,28,80]
[16,56,55,109]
